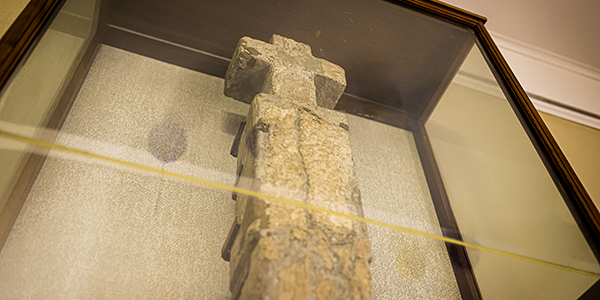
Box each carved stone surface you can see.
[224,35,371,300]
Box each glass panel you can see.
[0,0,99,212]
[466,247,597,300]
[0,136,235,298]
[368,226,460,298]
[1,0,599,298]
[2,130,598,298]
[425,43,600,295]
[2,45,462,298]
[348,114,461,298]
[50,44,249,187]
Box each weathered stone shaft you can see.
[224,35,372,300]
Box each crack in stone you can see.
[293,104,311,204]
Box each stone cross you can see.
[222,35,372,300]
[224,35,346,109]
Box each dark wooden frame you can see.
[0,0,63,90]
[0,36,102,250]
[0,0,65,251]
[410,121,482,299]
[0,0,107,250]
[1,0,599,299]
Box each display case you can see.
[1,0,599,299]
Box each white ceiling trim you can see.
[488,31,600,129]
[490,31,600,82]
[529,97,600,130]
[452,70,600,130]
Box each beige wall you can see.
[0,0,30,38]
[540,112,600,209]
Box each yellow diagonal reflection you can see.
[1,129,598,278]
